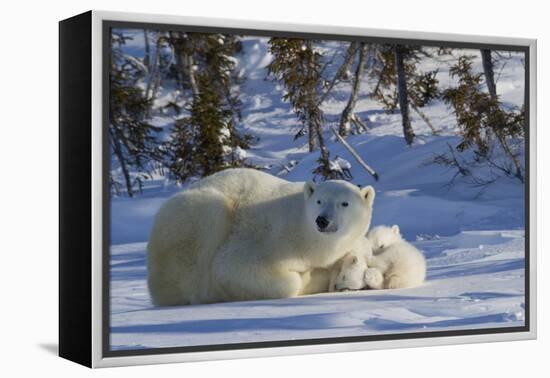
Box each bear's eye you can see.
[341,202,349,207]
[317,200,321,205]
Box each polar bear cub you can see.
[366,225,426,289]
[329,237,384,291]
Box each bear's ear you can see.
[391,224,400,235]
[304,181,316,199]
[361,185,375,206]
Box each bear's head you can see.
[367,225,403,252]
[304,180,375,240]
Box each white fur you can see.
[329,237,385,291]
[366,225,427,289]
[329,237,372,291]
[147,168,376,305]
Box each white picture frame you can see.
[59,10,537,368]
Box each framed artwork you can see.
[59,10,537,368]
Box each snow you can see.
[234,146,247,160]
[110,231,524,350]
[109,32,526,351]
[219,126,231,141]
[329,156,352,173]
[335,156,351,170]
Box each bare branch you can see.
[330,127,379,180]
[410,103,440,135]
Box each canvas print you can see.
[107,26,527,353]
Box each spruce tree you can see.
[339,43,369,136]
[480,49,497,99]
[442,55,524,182]
[109,32,163,197]
[267,38,334,178]
[169,31,199,98]
[370,44,440,142]
[144,33,172,106]
[395,45,415,145]
[168,73,236,180]
[166,32,249,182]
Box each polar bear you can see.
[366,225,426,289]
[147,168,376,305]
[329,237,384,292]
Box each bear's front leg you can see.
[257,267,304,300]
[212,247,304,302]
[229,267,304,301]
[299,268,331,295]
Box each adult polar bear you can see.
[148,168,375,305]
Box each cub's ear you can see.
[391,224,400,235]
[361,185,375,207]
[304,181,316,199]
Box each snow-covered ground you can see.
[109,33,526,350]
[111,231,524,350]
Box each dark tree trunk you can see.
[184,43,200,99]
[143,30,150,70]
[307,49,331,175]
[339,43,368,135]
[340,41,359,80]
[109,126,134,197]
[481,49,521,180]
[317,128,331,174]
[313,98,333,178]
[169,32,199,99]
[306,40,320,153]
[481,49,497,99]
[145,33,162,103]
[151,37,163,101]
[317,41,359,105]
[169,31,185,91]
[395,46,415,145]
[307,110,316,152]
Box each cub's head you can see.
[367,225,403,252]
[333,253,368,291]
[304,180,375,238]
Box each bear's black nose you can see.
[316,216,330,230]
